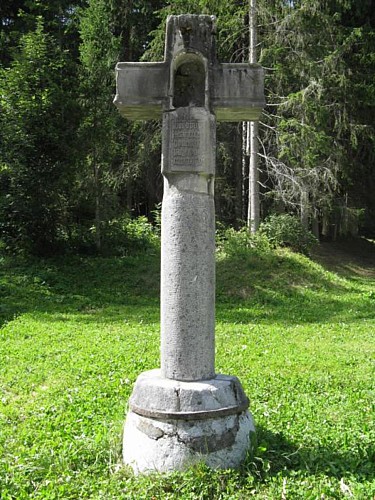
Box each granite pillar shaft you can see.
[161,175,215,381]
[160,106,216,382]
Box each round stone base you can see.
[122,370,255,473]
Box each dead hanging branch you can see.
[258,136,338,212]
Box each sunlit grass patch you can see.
[1,243,374,498]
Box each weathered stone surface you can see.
[114,62,167,120]
[161,187,215,381]
[123,403,255,473]
[165,14,216,66]
[128,370,249,417]
[213,64,265,121]
[114,15,265,122]
[161,106,215,381]
[162,107,215,175]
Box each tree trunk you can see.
[94,163,102,252]
[248,120,260,232]
[234,125,243,225]
[300,188,309,230]
[312,214,320,240]
[242,122,248,220]
[249,0,257,65]
[247,0,260,233]
[126,180,132,212]
[321,212,330,238]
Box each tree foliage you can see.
[0,18,79,255]
[0,0,374,255]
[77,0,122,251]
[257,0,375,234]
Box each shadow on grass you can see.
[248,425,374,482]
[1,240,374,329]
[216,245,375,325]
[312,238,375,279]
[0,253,161,328]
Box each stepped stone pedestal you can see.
[114,14,264,473]
[123,370,255,472]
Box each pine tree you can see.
[0,18,79,254]
[78,0,121,251]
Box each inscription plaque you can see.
[162,109,215,175]
[171,120,201,170]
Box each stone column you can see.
[122,102,254,473]
[161,107,216,381]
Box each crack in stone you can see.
[174,387,181,412]
[138,417,241,453]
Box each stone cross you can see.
[114,14,264,473]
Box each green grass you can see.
[0,240,374,498]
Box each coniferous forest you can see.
[1,1,374,256]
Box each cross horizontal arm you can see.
[213,64,265,122]
[114,62,168,120]
[114,61,264,122]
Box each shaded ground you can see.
[312,238,375,279]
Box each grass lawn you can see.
[0,239,374,498]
